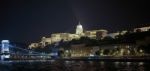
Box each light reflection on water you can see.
[0,60,149,71]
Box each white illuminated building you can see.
[1,40,10,60]
[51,33,80,43]
[107,32,120,38]
[29,43,39,49]
[121,30,127,35]
[29,22,109,48]
[76,22,84,36]
[29,22,85,48]
[29,22,144,48]
[1,40,10,53]
[51,33,70,43]
[40,37,51,47]
[134,26,150,32]
[85,29,108,39]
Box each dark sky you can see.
[0,0,150,43]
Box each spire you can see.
[78,21,81,25]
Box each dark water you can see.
[0,60,150,71]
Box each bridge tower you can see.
[1,40,10,61]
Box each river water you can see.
[0,60,150,71]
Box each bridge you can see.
[0,40,58,61]
[1,40,150,62]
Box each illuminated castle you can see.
[29,22,150,48]
[29,22,110,48]
[29,22,109,48]
[29,22,83,48]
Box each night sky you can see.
[0,0,150,43]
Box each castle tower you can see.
[1,40,10,61]
[1,40,10,53]
[76,22,83,35]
